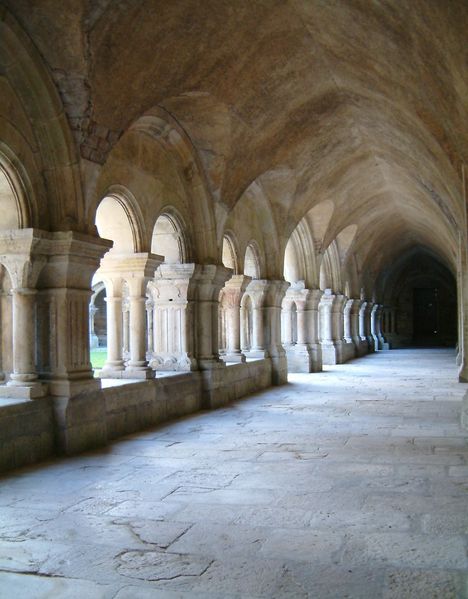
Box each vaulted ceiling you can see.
[3,0,467,279]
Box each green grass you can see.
[90,348,107,369]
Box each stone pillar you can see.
[283,284,322,372]
[98,253,163,379]
[99,278,125,377]
[281,299,294,347]
[319,289,345,365]
[192,265,232,368]
[33,231,112,398]
[150,263,198,371]
[350,299,367,356]
[371,303,380,349]
[6,288,45,397]
[146,297,154,356]
[221,274,251,363]
[342,298,357,361]
[247,279,289,384]
[364,301,375,351]
[375,304,388,350]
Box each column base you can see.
[286,344,314,373]
[341,340,357,362]
[123,367,155,379]
[353,337,368,356]
[222,352,246,364]
[0,381,47,399]
[246,349,268,359]
[321,341,344,365]
[149,353,197,371]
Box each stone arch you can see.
[127,107,218,262]
[0,9,84,231]
[0,146,35,229]
[151,208,191,264]
[319,241,342,292]
[222,233,239,274]
[244,241,262,279]
[95,192,142,255]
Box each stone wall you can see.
[0,359,273,473]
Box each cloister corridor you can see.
[0,349,467,598]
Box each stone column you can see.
[98,253,163,379]
[247,279,289,384]
[283,284,322,373]
[371,303,380,349]
[364,301,375,351]
[375,304,388,349]
[33,230,112,398]
[191,265,232,368]
[150,263,198,371]
[99,278,125,377]
[319,289,345,364]
[281,297,294,348]
[342,298,357,361]
[146,297,154,357]
[221,274,251,363]
[350,299,367,356]
[6,288,45,396]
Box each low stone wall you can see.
[0,398,55,472]
[0,359,273,473]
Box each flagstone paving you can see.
[1,348,467,598]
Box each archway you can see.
[92,195,137,372]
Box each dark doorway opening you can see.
[413,286,456,347]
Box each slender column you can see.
[122,301,130,357]
[8,288,38,386]
[127,294,148,371]
[100,278,125,376]
[146,298,154,355]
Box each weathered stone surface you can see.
[0,349,467,598]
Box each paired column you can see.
[0,230,48,399]
[282,285,322,372]
[97,253,163,379]
[319,289,346,365]
[246,279,289,384]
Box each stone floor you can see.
[1,348,468,598]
